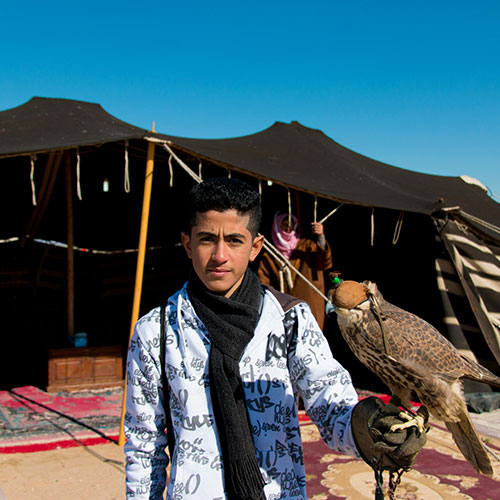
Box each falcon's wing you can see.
[369,298,472,381]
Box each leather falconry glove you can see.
[351,396,430,499]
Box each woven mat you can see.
[0,386,122,453]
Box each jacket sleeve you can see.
[124,309,169,499]
[286,302,360,457]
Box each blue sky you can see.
[2,1,499,199]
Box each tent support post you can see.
[118,141,156,447]
[65,151,75,338]
[294,189,302,231]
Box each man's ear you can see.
[249,234,264,262]
[181,232,192,259]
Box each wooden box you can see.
[47,345,123,392]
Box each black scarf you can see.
[187,269,266,500]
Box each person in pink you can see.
[257,212,332,329]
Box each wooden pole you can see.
[65,151,75,337]
[294,189,302,234]
[118,140,156,446]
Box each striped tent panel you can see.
[435,254,496,392]
[436,218,500,367]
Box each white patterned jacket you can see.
[124,284,360,500]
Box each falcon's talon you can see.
[390,412,427,434]
[398,411,413,422]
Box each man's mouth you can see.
[208,268,229,276]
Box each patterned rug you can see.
[0,386,122,453]
[300,415,500,500]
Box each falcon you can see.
[327,274,500,476]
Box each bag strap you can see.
[262,284,304,313]
[160,304,175,459]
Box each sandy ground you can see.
[0,443,125,500]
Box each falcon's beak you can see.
[325,301,336,317]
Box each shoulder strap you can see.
[262,284,304,313]
[262,285,303,363]
[160,304,175,459]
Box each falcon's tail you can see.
[476,368,500,389]
[445,407,493,476]
[461,355,500,389]
[480,372,500,389]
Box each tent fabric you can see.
[160,121,500,225]
[1,97,499,227]
[435,251,482,355]
[434,247,496,392]
[0,97,151,157]
[437,219,500,366]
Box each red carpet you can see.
[0,386,121,453]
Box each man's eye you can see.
[229,238,243,244]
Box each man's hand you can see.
[351,397,429,471]
[311,222,326,249]
[311,222,324,236]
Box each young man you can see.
[124,177,426,500]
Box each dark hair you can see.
[184,177,261,237]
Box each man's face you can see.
[280,218,293,233]
[181,209,264,298]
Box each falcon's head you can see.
[326,273,379,313]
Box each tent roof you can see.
[0,97,151,157]
[160,121,500,224]
[1,97,499,226]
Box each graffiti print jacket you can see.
[124,284,360,500]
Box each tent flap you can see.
[437,218,500,365]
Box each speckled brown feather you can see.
[367,294,500,386]
[331,279,500,476]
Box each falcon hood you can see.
[327,274,369,310]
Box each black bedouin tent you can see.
[0,96,152,155]
[157,120,500,224]
[1,97,499,398]
[3,98,499,226]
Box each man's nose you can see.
[212,241,228,262]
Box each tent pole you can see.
[118,140,156,447]
[294,189,302,233]
[65,151,75,338]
